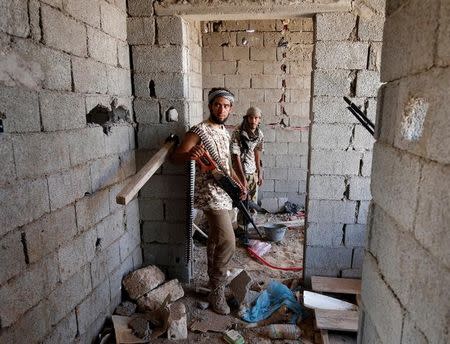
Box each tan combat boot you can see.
[208,285,230,315]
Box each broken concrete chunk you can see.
[229,270,253,305]
[128,317,152,341]
[138,279,184,311]
[167,302,188,340]
[123,265,166,300]
[197,301,210,310]
[115,301,137,316]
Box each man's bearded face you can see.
[208,97,232,124]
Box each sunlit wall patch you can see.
[401,96,428,141]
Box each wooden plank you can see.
[116,138,177,205]
[315,309,359,332]
[304,291,358,311]
[321,330,330,344]
[311,276,361,295]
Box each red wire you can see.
[246,247,303,272]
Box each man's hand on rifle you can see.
[188,144,206,160]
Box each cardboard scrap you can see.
[112,315,147,344]
[189,309,234,333]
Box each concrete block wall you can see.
[359,0,450,343]
[202,18,313,206]
[129,4,202,280]
[304,3,383,281]
[0,0,138,342]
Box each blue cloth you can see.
[241,280,306,323]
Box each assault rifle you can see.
[343,96,375,137]
[195,150,264,241]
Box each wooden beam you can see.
[304,291,358,311]
[315,309,359,332]
[311,276,361,295]
[116,137,177,205]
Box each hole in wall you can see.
[86,101,132,135]
[149,80,156,98]
[0,112,5,133]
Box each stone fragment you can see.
[122,265,165,300]
[197,301,209,310]
[138,279,184,311]
[229,270,253,305]
[167,302,188,340]
[114,301,137,316]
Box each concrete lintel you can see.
[154,1,352,20]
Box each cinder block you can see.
[284,76,306,90]
[248,19,276,31]
[137,279,184,311]
[40,91,85,132]
[225,75,250,88]
[72,57,107,93]
[75,189,110,232]
[310,124,353,150]
[312,96,365,124]
[68,127,106,166]
[415,161,450,268]
[23,206,77,263]
[289,61,312,75]
[371,143,421,231]
[349,176,371,201]
[237,60,264,75]
[13,132,71,178]
[64,0,100,27]
[238,89,264,102]
[0,85,40,133]
[0,230,26,285]
[358,201,371,224]
[142,221,175,243]
[361,151,373,177]
[316,41,368,70]
[134,72,185,99]
[0,136,16,184]
[275,128,301,143]
[157,16,184,45]
[76,280,110,335]
[140,174,186,198]
[352,247,365,269]
[287,168,307,181]
[310,149,361,175]
[58,228,97,281]
[132,45,185,73]
[120,229,140,266]
[139,199,164,221]
[437,0,450,66]
[358,15,384,42]
[0,301,50,343]
[221,20,249,31]
[100,1,127,40]
[28,0,41,41]
[345,224,367,247]
[287,142,308,155]
[275,155,301,168]
[274,180,298,193]
[90,156,120,192]
[210,61,237,75]
[127,17,155,45]
[313,70,352,96]
[264,89,283,102]
[316,13,356,41]
[41,4,86,56]
[87,27,117,65]
[309,175,346,200]
[35,311,78,344]
[263,32,282,47]
[127,0,153,16]
[0,178,50,237]
[361,254,404,344]
[14,39,72,91]
[47,265,92,326]
[47,166,90,211]
[263,167,288,180]
[236,31,263,47]
[165,199,187,222]
[260,198,279,213]
[356,70,380,97]
[107,65,132,96]
[117,40,130,69]
[283,102,309,117]
[381,0,438,82]
[306,223,344,247]
[307,200,356,223]
[259,179,274,192]
[287,31,314,44]
[105,124,132,155]
[251,75,278,89]
[96,209,125,249]
[0,0,29,37]
[202,47,223,62]
[203,32,236,48]
[132,246,143,270]
[305,246,353,269]
[263,62,285,75]
[250,47,277,61]
[368,41,383,72]
[289,116,310,127]
[0,254,59,328]
[263,142,288,155]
